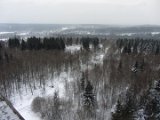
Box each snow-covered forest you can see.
[1,36,160,120]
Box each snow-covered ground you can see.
[65,45,81,53]
[0,38,8,41]
[0,32,15,35]
[0,100,22,120]
[8,44,107,120]
[91,53,104,65]
[10,71,74,120]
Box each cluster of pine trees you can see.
[80,72,96,110]
[109,38,160,120]
[8,37,66,50]
[116,38,160,54]
[8,36,100,51]
[78,71,97,119]
[113,80,160,120]
[137,80,160,120]
[0,42,12,63]
[0,42,2,61]
[81,37,99,50]
[112,90,136,120]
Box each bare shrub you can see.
[31,96,46,113]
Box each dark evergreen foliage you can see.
[116,38,160,55]
[7,36,66,51]
[112,100,124,120]
[21,40,27,51]
[8,38,20,48]
[155,80,160,91]
[66,37,73,45]
[4,52,9,63]
[92,37,99,49]
[0,43,2,49]
[83,81,95,108]
[112,90,136,120]
[51,92,61,120]
[81,37,99,50]
[143,80,160,120]
[81,37,90,50]
[43,37,65,50]
[80,72,85,91]
[0,43,2,61]
[27,37,42,50]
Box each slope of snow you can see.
[10,71,74,120]
[0,101,21,120]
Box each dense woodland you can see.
[110,38,160,120]
[1,37,160,120]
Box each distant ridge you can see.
[0,23,160,33]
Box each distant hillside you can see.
[0,24,160,34]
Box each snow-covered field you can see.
[0,100,22,120]
[65,45,81,53]
[10,71,74,120]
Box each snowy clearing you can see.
[0,101,22,120]
[65,45,81,53]
[10,71,74,120]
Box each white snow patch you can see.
[0,38,8,41]
[61,27,69,31]
[151,32,160,35]
[0,101,21,120]
[111,104,117,114]
[65,45,81,53]
[99,44,103,49]
[10,71,74,120]
[118,33,135,36]
[91,53,104,65]
[135,109,145,120]
[17,32,29,36]
[105,47,109,54]
[0,32,15,35]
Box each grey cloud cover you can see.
[0,0,159,25]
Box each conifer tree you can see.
[21,40,27,50]
[112,100,124,120]
[83,81,95,108]
[80,72,85,91]
[8,38,20,48]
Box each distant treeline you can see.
[0,36,100,63]
[7,36,100,51]
[8,37,65,50]
[81,37,99,50]
[116,38,160,54]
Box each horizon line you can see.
[0,23,160,27]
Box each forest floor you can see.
[9,45,108,120]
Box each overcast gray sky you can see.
[0,0,159,25]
